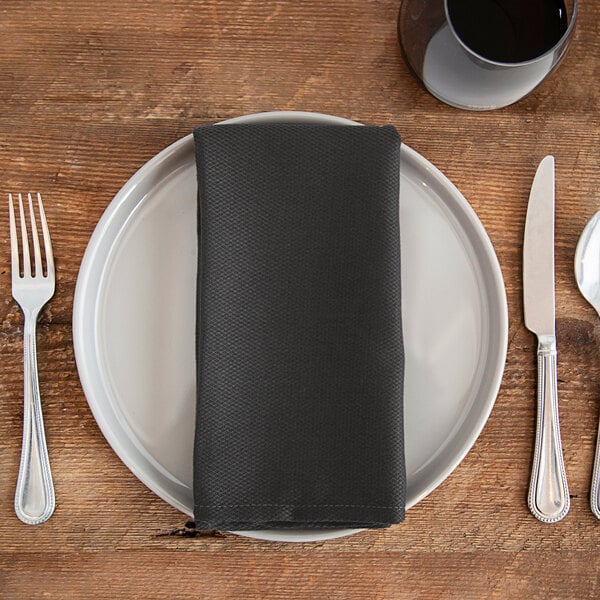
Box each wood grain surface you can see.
[1,1,599,598]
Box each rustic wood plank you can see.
[1,551,597,599]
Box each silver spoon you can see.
[574,210,600,520]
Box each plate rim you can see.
[73,110,508,542]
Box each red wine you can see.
[447,0,568,63]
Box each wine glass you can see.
[397,0,578,110]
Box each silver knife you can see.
[523,155,569,523]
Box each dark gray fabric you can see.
[193,123,405,530]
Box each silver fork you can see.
[9,192,56,525]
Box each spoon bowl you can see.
[574,210,600,520]
[575,211,600,316]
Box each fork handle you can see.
[14,310,55,525]
[528,335,569,523]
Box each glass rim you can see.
[444,0,578,68]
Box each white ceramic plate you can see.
[73,111,507,543]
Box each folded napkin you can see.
[193,122,405,530]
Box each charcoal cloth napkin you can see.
[193,123,405,530]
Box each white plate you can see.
[73,111,507,543]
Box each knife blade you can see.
[523,155,569,523]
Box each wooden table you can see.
[1,1,598,597]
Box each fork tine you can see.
[36,193,54,278]
[17,193,31,278]
[8,194,20,278]
[27,193,43,277]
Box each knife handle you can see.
[528,335,570,523]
